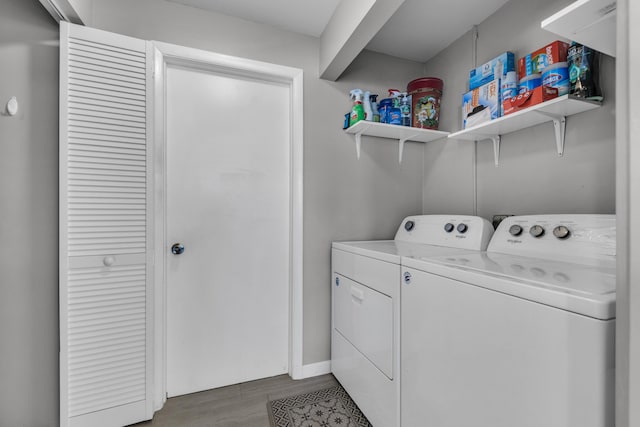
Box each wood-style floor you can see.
[132,374,339,427]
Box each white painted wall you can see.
[0,0,60,425]
[422,0,615,219]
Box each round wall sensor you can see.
[6,97,18,116]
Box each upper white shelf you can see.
[344,121,449,163]
[448,95,601,165]
[541,0,616,57]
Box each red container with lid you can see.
[407,77,443,129]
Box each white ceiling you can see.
[164,0,342,37]
[367,0,511,62]
[165,0,511,63]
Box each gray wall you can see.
[87,0,426,366]
[0,0,60,425]
[422,0,616,220]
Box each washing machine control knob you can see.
[444,223,455,233]
[404,220,415,231]
[457,223,468,233]
[509,225,523,236]
[553,225,571,239]
[529,225,545,238]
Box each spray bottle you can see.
[400,92,411,126]
[363,90,374,121]
[387,89,402,125]
[349,89,365,126]
[370,94,380,122]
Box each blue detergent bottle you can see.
[387,89,402,125]
[378,98,393,124]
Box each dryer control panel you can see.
[394,215,494,251]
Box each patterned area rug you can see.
[267,384,372,427]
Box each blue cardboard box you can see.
[469,52,515,90]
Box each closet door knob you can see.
[171,243,185,255]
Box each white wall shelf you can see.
[345,121,449,163]
[448,95,601,166]
[541,0,616,57]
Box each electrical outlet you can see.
[492,214,513,230]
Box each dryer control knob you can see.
[405,220,415,231]
[457,223,468,233]
[553,225,571,239]
[529,225,545,238]
[444,223,455,233]
[509,224,523,236]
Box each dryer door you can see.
[334,274,393,378]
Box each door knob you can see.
[171,243,185,255]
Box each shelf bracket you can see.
[537,112,567,156]
[355,131,363,159]
[398,134,420,164]
[491,135,501,167]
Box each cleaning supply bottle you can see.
[349,89,365,126]
[400,92,411,126]
[387,89,402,125]
[370,94,380,122]
[378,98,393,124]
[363,91,374,121]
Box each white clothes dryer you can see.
[401,214,616,427]
[331,215,494,427]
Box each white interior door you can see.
[165,65,291,397]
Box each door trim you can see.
[151,41,304,410]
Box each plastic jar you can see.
[519,73,541,94]
[501,71,518,102]
[542,62,569,96]
[407,77,443,129]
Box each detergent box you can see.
[518,40,569,76]
[469,52,515,90]
[462,78,500,129]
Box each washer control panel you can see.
[488,214,616,261]
[394,215,494,250]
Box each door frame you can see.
[151,41,304,410]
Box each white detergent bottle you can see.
[400,92,411,126]
[363,90,374,121]
[370,94,380,122]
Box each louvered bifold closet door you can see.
[60,22,153,427]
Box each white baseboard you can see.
[300,360,331,378]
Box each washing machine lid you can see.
[402,252,616,320]
[332,240,482,264]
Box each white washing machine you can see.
[401,214,616,427]
[331,215,494,427]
